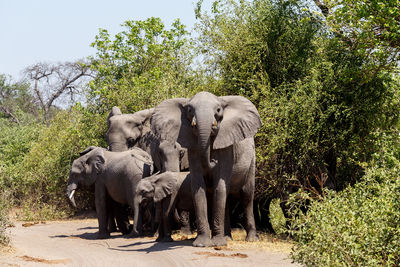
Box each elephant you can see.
[77,146,132,235]
[66,146,154,239]
[151,91,261,247]
[106,106,189,235]
[106,106,189,172]
[132,171,194,242]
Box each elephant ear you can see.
[213,96,261,149]
[90,148,106,175]
[133,108,154,124]
[151,98,195,148]
[153,173,178,203]
[79,146,99,156]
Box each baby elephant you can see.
[66,146,153,239]
[133,171,194,242]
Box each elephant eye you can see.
[215,107,223,121]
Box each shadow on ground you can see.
[109,238,194,253]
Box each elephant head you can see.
[151,92,261,171]
[106,106,154,152]
[132,172,178,235]
[66,147,106,208]
[158,139,189,172]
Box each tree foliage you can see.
[0,75,36,124]
[89,17,199,114]
[315,0,400,74]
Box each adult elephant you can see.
[151,91,261,247]
[66,146,154,239]
[106,106,189,172]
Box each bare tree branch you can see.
[24,60,94,121]
[0,106,20,124]
[313,0,329,17]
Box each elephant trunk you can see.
[66,181,77,208]
[108,141,128,152]
[195,113,217,171]
[132,195,142,236]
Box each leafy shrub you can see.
[0,191,11,246]
[6,106,106,220]
[289,134,400,266]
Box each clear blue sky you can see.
[0,0,211,80]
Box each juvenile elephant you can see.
[151,91,261,247]
[106,106,189,172]
[132,171,194,242]
[66,146,154,239]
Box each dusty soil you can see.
[0,219,299,266]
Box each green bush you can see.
[5,107,106,220]
[289,134,400,266]
[0,191,11,246]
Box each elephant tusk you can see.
[213,120,217,127]
[69,190,75,200]
[191,117,197,127]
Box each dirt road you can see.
[0,219,299,266]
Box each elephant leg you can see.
[95,183,110,239]
[179,210,192,235]
[191,174,212,246]
[114,203,131,235]
[159,198,174,242]
[189,154,212,247]
[241,163,258,242]
[211,176,230,246]
[155,202,167,241]
[224,203,232,240]
[106,194,117,233]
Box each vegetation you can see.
[289,133,400,265]
[0,0,399,265]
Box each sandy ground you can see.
[0,219,300,267]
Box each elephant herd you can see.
[66,91,261,247]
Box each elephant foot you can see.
[180,227,192,235]
[245,231,258,242]
[156,235,174,242]
[97,232,110,239]
[212,235,227,246]
[125,229,140,238]
[225,234,233,241]
[119,224,133,235]
[193,234,213,247]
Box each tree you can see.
[0,74,36,124]
[313,0,400,77]
[24,60,94,121]
[89,17,198,114]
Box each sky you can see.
[0,0,211,81]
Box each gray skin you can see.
[106,106,189,172]
[66,146,154,239]
[132,171,194,242]
[151,91,261,247]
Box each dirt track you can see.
[0,219,299,266]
